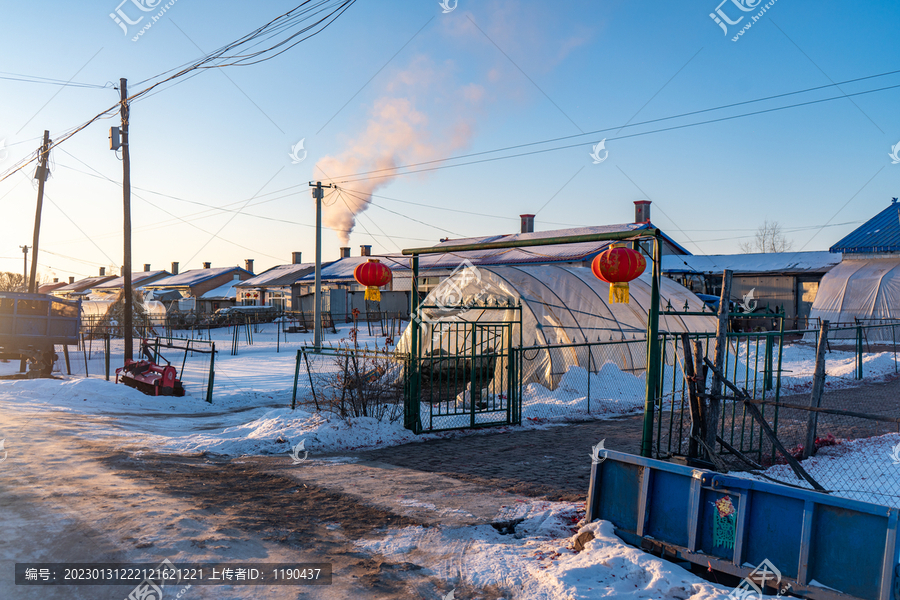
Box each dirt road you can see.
[1,405,641,599]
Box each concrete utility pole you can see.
[120,78,134,361]
[28,130,51,294]
[309,181,334,351]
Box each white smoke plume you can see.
[315,58,482,246]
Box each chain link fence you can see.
[517,339,648,424]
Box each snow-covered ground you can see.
[357,500,746,600]
[2,322,895,598]
[0,322,896,460]
[739,432,900,506]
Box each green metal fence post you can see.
[205,342,215,404]
[407,254,421,432]
[641,236,661,458]
[857,325,863,380]
[291,349,302,409]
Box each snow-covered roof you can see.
[236,263,318,288]
[52,275,116,293]
[144,266,251,288]
[662,251,841,275]
[299,222,691,283]
[200,279,240,300]
[92,270,171,290]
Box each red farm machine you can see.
[116,339,185,397]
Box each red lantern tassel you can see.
[610,282,629,304]
[365,286,381,302]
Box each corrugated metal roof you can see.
[831,201,900,254]
[662,251,841,275]
[144,266,251,288]
[92,271,171,289]
[236,263,319,287]
[301,222,688,282]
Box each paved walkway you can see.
[357,415,645,501]
[355,377,900,501]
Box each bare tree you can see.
[739,220,793,253]
[0,272,26,291]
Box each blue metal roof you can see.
[830,201,900,254]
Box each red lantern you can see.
[354,259,392,302]
[591,245,646,304]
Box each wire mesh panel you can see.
[516,339,647,423]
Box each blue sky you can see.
[1,0,898,281]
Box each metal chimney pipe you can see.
[292,252,302,264]
[171,261,179,275]
[520,214,535,234]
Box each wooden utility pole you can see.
[28,130,51,293]
[309,181,334,352]
[708,269,733,452]
[120,78,133,361]
[802,320,830,460]
[19,246,29,289]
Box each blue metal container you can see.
[587,450,899,600]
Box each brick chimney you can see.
[340,247,351,258]
[143,264,151,272]
[52,278,58,283]
[68,276,75,284]
[245,259,254,273]
[203,262,211,269]
[634,200,651,224]
[171,261,179,275]
[292,252,302,265]
[360,245,372,257]
[99,267,105,276]
[520,214,535,234]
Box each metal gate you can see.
[404,309,521,433]
[652,327,785,465]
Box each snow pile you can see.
[357,500,737,600]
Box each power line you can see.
[0,71,112,89]
[330,70,900,183]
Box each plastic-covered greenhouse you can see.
[807,258,900,340]
[399,264,716,390]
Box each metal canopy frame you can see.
[402,229,663,456]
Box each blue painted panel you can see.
[809,506,888,599]
[598,461,642,533]
[646,469,692,548]
[744,491,804,579]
